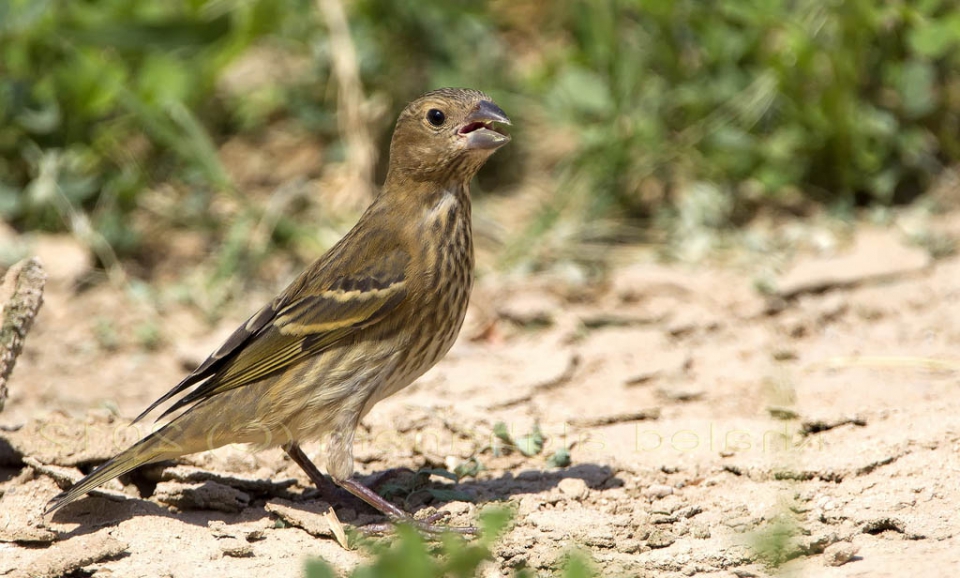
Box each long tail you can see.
[45,420,204,515]
[45,381,288,515]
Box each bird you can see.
[45,88,511,532]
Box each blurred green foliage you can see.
[0,0,318,253]
[528,0,960,217]
[2,0,960,260]
[303,508,596,578]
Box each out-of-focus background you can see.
[3,2,960,577]
[3,0,959,289]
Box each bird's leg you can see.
[283,442,341,503]
[284,441,476,535]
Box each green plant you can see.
[4,0,960,280]
[303,508,597,578]
[0,0,318,252]
[477,0,960,269]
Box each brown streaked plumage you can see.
[46,88,511,532]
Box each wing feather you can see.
[137,246,409,422]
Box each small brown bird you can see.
[46,88,510,531]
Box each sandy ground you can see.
[1,216,959,577]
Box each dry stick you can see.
[0,257,47,412]
[568,408,661,428]
[317,0,377,210]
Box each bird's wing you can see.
[135,247,410,422]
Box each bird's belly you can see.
[360,273,472,415]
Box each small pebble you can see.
[558,478,589,500]
[823,541,858,567]
[643,484,674,499]
[646,529,677,549]
[516,496,541,517]
[442,501,474,516]
[220,538,254,558]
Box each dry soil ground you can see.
[1,215,959,577]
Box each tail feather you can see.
[45,429,171,515]
[46,385,278,516]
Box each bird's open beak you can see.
[459,100,511,150]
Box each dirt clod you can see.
[557,477,588,500]
[153,480,251,512]
[264,498,336,538]
[9,530,127,578]
[823,541,859,566]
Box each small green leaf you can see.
[562,551,596,578]
[419,468,458,482]
[908,15,960,59]
[453,457,483,480]
[898,59,937,118]
[547,447,572,468]
[492,421,513,445]
[0,182,23,218]
[477,507,512,544]
[137,53,193,106]
[303,558,336,578]
[549,66,614,118]
[514,423,545,456]
[441,541,490,578]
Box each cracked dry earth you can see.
[2,220,960,577]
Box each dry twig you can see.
[0,257,47,412]
[317,0,377,210]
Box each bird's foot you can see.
[338,477,478,536]
[359,510,478,535]
[284,443,478,536]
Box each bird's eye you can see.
[426,108,445,127]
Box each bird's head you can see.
[386,87,511,185]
